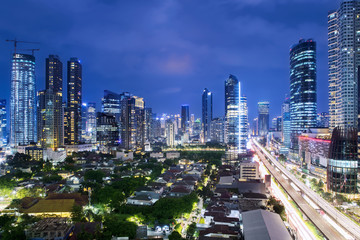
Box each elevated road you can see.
[252,139,348,240]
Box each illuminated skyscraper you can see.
[328,2,360,131]
[225,74,240,160]
[239,96,248,153]
[252,118,258,136]
[181,104,190,132]
[210,117,225,143]
[0,100,7,147]
[10,53,36,146]
[120,94,145,150]
[102,90,121,123]
[96,112,119,147]
[166,119,175,147]
[64,58,82,145]
[290,39,317,144]
[282,97,291,148]
[37,55,63,149]
[144,108,152,142]
[202,88,213,142]
[81,102,96,143]
[258,102,269,137]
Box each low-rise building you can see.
[165,151,180,159]
[26,218,74,240]
[241,209,292,240]
[239,161,259,180]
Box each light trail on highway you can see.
[254,155,317,240]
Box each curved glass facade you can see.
[10,53,36,146]
[290,39,317,145]
[327,127,358,194]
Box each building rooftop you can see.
[23,199,75,214]
[242,209,291,240]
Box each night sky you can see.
[0,0,341,122]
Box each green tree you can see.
[186,222,196,239]
[84,170,105,183]
[1,225,26,240]
[103,214,137,239]
[71,205,86,222]
[318,179,324,188]
[169,231,184,240]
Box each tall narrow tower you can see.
[38,55,64,149]
[202,88,213,142]
[10,53,36,146]
[64,58,82,145]
[328,1,360,131]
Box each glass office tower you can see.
[327,127,358,194]
[10,53,36,146]
[64,58,82,145]
[290,39,317,147]
[181,104,190,132]
[258,102,270,137]
[0,99,7,147]
[225,74,240,160]
[37,55,63,149]
[202,88,213,142]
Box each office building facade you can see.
[37,55,64,149]
[290,39,317,144]
[0,99,7,147]
[10,53,36,146]
[239,96,248,154]
[64,58,82,145]
[327,127,358,194]
[282,98,291,148]
[202,88,213,142]
[225,74,241,159]
[258,102,270,137]
[328,2,360,131]
[181,104,190,132]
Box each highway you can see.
[252,139,348,240]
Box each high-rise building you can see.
[327,127,358,194]
[166,119,175,147]
[37,55,63,149]
[96,112,119,147]
[328,2,360,132]
[64,58,82,145]
[239,96,248,153]
[258,102,270,137]
[225,74,241,160]
[210,117,225,143]
[290,39,317,146]
[276,117,282,132]
[317,112,330,128]
[102,90,121,123]
[202,88,213,142]
[120,94,145,150]
[144,108,152,142]
[81,102,97,143]
[0,100,7,147]
[10,53,36,146]
[151,115,161,140]
[282,97,291,148]
[181,104,190,132]
[272,118,278,131]
[252,118,258,136]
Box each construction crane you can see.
[16,48,40,55]
[5,39,40,54]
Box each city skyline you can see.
[0,0,341,121]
